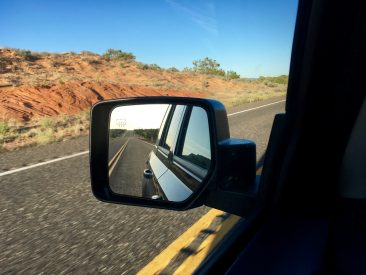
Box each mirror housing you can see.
[90,97,258,216]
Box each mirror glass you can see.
[108,104,211,202]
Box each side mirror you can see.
[90,97,258,216]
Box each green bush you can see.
[182,67,193,72]
[168,67,179,72]
[192,57,225,76]
[149,64,162,70]
[226,70,241,80]
[109,129,126,138]
[137,63,162,71]
[40,117,57,130]
[137,63,148,70]
[134,129,159,142]
[103,49,135,61]
[15,49,36,61]
[0,121,10,135]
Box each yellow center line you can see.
[108,138,129,176]
[138,167,263,275]
[137,209,229,275]
[173,214,241,275]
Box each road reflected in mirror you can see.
[108,104,211,202]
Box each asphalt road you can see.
[108,131,135,162]
[109,137,127,162]
[0,97,285,274]
[109,138,154,196]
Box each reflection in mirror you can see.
[108,104,211,202]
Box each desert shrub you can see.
[168,67,179,72]
[27,129,37,138]
[110,129,126,138]
[137,63,162,70]
[137,63,148,70]
[74,111,89,130]
[264,81,277,87]
[40,117,57,130]
[0,121,10,135]
[31,52,43,59]
[15,49,37,61]
[40,79,50,87]
[95,74,102,82]
[192,57,225,76]
[36,128,54,144]
[258,75,288,85]
[148,64,162,70]
[60,115,76,127]
[226,70,241,80]
[0,110,92,151]
[103,49,135,61]
[134,129,159,142]
[182,67,194,73]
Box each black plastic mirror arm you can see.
[203,139,259,217]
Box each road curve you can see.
[0,97,285,274]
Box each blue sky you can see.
[0,0,298,77]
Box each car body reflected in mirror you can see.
[108,104,212,202]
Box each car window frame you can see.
[158,104,185,156]
[156,104,172,148]
[155,104,209,191]
[173,106,211,180]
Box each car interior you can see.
[195,0,366,273]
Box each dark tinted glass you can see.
[181,107,211,169]
[163,105,185,151]
[157,105,171,145]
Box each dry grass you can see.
[206,81,287,107]
[0,111,90,152]
[0,81,286,152]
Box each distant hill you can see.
[0,48,287,121]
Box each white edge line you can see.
[0,151,89,177]
[227,100,285,117]
[1,99,285,177]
